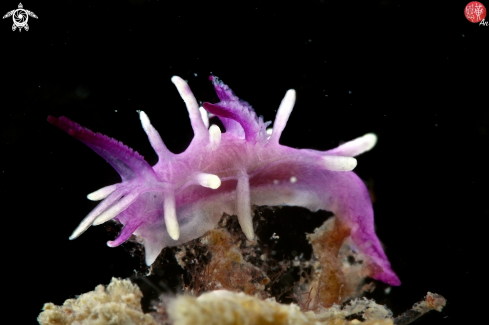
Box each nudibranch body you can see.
[48,76,400,286]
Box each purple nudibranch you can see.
[48,76,400,286]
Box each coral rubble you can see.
[174,211,377,306]
[393,292,447,325]
[167,289,394,325]
[38,210,446,325]
[305,217,378,308]
[37,278,157,325]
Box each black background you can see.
[1,0,487,324]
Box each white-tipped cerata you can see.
[92,191,141,226]
[355,133,377,153]
[164,191,180,240]
[144,239,164,266]
[87,184,118,201]
[171,76,209,139]
[69,224,89,241]
[139,111,173,161]
[236,173,254,240]
[266,128,273,140]
[269,89,296,144]
[325,133,378,157]
[322,156,357,171]
[195,172,221,189]
[209,124,221,150]
[199,107,209,129]
[69,188,128,240]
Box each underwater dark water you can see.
[1,1,486,324]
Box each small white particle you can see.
[273,180,279,185]
[115,110,118,112]
[384,287,391,294]
[194,73,198,76]
[290,176,297,183]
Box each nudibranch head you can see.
[48,76,400,286]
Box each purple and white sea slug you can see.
[48,76,401,286]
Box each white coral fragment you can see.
[167,289,394,325]
[37,278,157,325]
